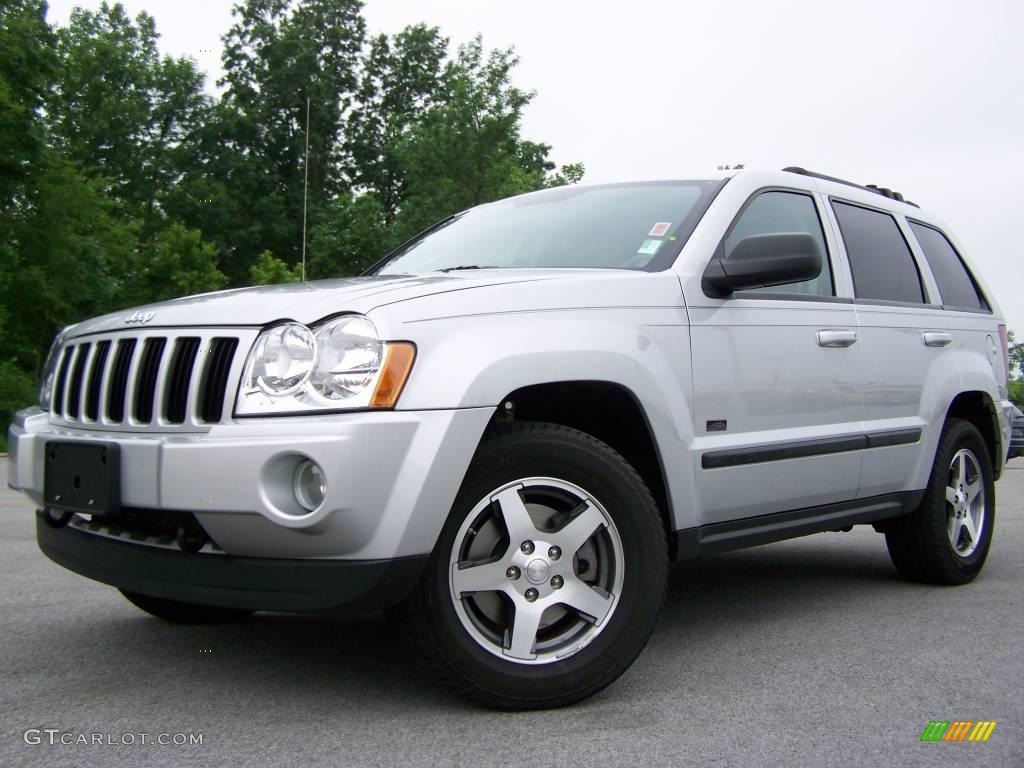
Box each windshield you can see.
[371,180,724,275]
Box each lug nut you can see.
[506,566,520,580]
[525,588,539,602]
[548,546,561,560]
[520,540,535,555]
[551,575,564,589]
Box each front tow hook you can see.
[41,508,73,529]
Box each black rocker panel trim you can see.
[673,490,924,561]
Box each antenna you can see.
[301,96,310,282]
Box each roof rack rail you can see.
[781,167,919,208]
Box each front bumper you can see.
[36,511,427,613]
[8,405,493,561]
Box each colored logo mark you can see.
[920,721,996,742]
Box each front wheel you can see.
[885,418,995,585]
[405,422,668,709]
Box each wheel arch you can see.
[945,390,1003,479]
[488,380,678,559]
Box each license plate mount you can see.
[44,441,121,515]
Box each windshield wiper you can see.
[437,265,500,272]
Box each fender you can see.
[370,275,701,533]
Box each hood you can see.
[63,271,586,338]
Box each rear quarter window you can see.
[908,221,988,311]
[832,201,925,304]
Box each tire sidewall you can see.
[933,421,995,575]
[418,425,667,702]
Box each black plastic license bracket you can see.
[44,441,121,515]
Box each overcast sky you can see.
[45,0,1024,333]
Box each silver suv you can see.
[7,167,1014,709]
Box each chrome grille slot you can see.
[44,328,256,433]
[132,337,167,423]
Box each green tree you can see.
[118,223,226,305]
[392,38,572,241]
[1008,330,1023,380]
[548,162,586,187]
[1009,380,1024,410]
[205,0,366,279]
[307,191,391,277]
[49,2,209,234]
[0,0,55,211]
[345,24,448,224]
[249,251,302,285]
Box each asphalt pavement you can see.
[1,459,1021,768]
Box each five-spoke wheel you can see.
[945,448,985,557]
[405,422,667,709]
[449,478,624,663]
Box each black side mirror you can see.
[702,232,823,296]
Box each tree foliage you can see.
[0,0,583,448]
[1008,330,1023,380]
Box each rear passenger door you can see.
[689,189,863,525]
[826,200,953,498]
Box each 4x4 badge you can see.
[124,310,155,325]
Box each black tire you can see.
[120,590,256,624]
[405,422,668,710]
[885,418,995,585]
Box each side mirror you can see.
[702,232,823,296]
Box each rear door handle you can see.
[817,329,858,348]
[922,331,953,347]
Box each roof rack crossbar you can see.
[782,167,919,208]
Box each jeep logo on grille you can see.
[124,311,155,325]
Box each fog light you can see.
[293,460,326,512]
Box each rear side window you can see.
[908,222,988,311]
[723,191,833,296]
[832,201,925,304]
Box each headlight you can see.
[248,323,317,396]
[308,315,381,400]
[38,332,66,411]
[236,315,416,415]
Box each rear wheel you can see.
[406,422,668,709]
[120,590,255,624]
[885,418,995,585]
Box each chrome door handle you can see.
[922,331,953,347]
[817,329,858,348]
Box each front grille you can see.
[48,329,253,431]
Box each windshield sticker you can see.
[637,239,663,255]
[648,222,671,237]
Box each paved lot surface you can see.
[1,459,1021,768]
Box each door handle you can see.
[922,331,952,347]
[817,329,858,348]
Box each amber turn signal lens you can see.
[370,342,416,408]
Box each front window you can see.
[371,180,724,275]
